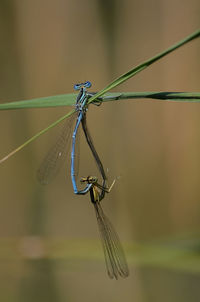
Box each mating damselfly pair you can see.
[37,81,129,279]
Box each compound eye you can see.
[74,83,82,90]
[84,81,92,88]
[88,176,93,182]
[91,176,97,183]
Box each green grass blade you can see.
[102,92,200,102]
[88,28,200,104]
[0,93,77,110]
[0,91,200,111]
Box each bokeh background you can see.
[0,1,200,301]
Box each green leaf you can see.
[0,93,77,110]
[102,92,200,103]
[0,92,200,111]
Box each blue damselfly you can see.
[37,81,106,195]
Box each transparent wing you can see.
[94,202,129,279]
[37,113,77,185]
[72,122,80,184]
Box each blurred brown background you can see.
[0,0,200,301]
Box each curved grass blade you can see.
[94,202,129,279]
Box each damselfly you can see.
[37,81,107,195]
[80,176,129,279]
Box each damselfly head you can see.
[74,81,92,91]
[88,176,98,183]
[80,176,98,184]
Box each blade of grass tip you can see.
[0,109,75,164]
[88,28,200,104]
